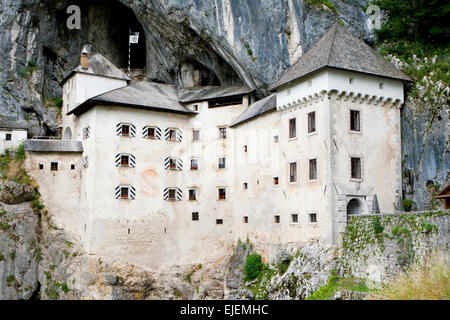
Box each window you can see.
[219,157,226,169]
[169,158,177,170]
[192,212,199,221]
[379,82,384,89]
[351,157,362,180]
[168,129,177,141]
[349,78,354,84]
[5,134,11,141]
[209,96,243,108]
[51,162,58,171]
[219,127,227,139]
[274,215,280,223]
[309,159,317,181]
[121,155,130,166]
[273,135,279,143]
[289,162,297,183]
[120,187,129,199]
[192,129,200,141]
[291,214,298,223]
[168,189,176,200]
[308,112,316,133]
[244,216,248,224]
[350,110,360,131]
[191,159,198,170]
[147,127,156,139]
[289,118,296,139]
[189,189,197,201]
[273,177,279,185]
[309,213,317,223]
[218,188,226,200]
[244,145,247,152]
[243,182,248,190]
[71,164,75,170]
[121,124,130,136]
[216,219,223,225]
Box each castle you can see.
[23,23,410,269]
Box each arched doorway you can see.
[63,127,72,140]
[347,198,362,221]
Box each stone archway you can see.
[347,198,362,222]
[63,127,72,140]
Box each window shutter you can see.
[164,128,170,140]
[116,123,122,135]
[142,126,148,138]
[163,188,169,200]
[176,129,182,142]
[115,154,121,166]
[130,186,136,199]
[130,124,136,137]
[176,188,182,201]
[115,186,121,199]
[130,155,136,167]
[176,158,183,171]
[155,127,162,140]
[164,157,170,169]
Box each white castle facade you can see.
[24,24,409,269]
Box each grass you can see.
[306,274,369,300]
[369,250,449,300]
[0,145,35,186]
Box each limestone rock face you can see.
[0,181,35,205]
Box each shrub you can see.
[372,215,384,235]
[244,253,263,281]
[15,143,25,162]
[403,199,413,212]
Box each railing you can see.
[31,136,59,140]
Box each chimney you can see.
[81,46,89,70]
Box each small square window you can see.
[193,129,200,141]
[192,212,199,221]
[274,215,280,223]
[39,164,44,170]
[273,177,279,185]
[219,127,227,139]
[218,188,226,200]
[273,135,279,143]
[169,158,177,170]
[244,216,248,224]
[147,127,156,139]
[310,213,317,223]
[5,134,11,141]
[189,189,197,201]
[244,145,247,152]
[51,162,58,171]
[216,219,223,225]
[218,157,226,169]
[121,155,130,166]
[243,182,248,190]
[291,214,298,223]
[120,187,129,199]
[168,129,177,141]
[168,189,176,200]
[121,124,130,136]
[71,164,75,170]
[191,159,198,170]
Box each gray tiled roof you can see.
[60,53,130,85]
[0,120,28,130]
[230,94,277,127]
[271,23,410,90]
[178,84,254,103]
[68,81,194,116]
[24,140,83,153]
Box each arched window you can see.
[347,198,362,221]
[63,127,72,140]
